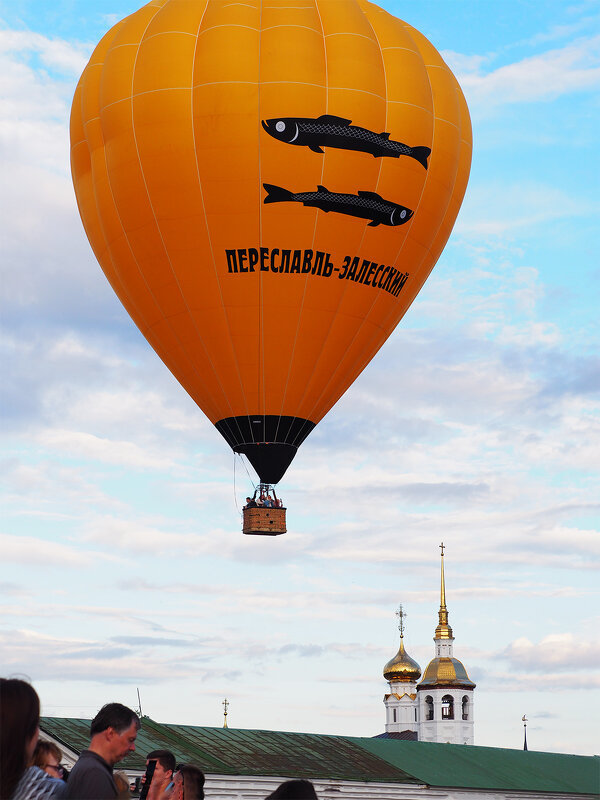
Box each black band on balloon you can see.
[215,415,315,484]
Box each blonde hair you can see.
[114,770,131,799]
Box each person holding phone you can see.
[142,750,176,800]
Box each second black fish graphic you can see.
[262,114,431,169]
[263,183,413,227]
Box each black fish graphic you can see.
[262,114,430,169]
[263,183,413,227]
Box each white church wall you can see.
[417,687,474,744]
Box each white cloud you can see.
[0,628,219,683]
[0,30,90,76]
[0,28,112,333]
[446,35,600,111]
[81,514,313,565]
[0,533,108,567]
[37,429,173,470]
[503,633,600,671]
[483,671,600,691]
[523,16,600,47]
[456,182,595,238]
[495,322,562,347]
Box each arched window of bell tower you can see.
[441,694,454,720]
[462,695,469,720]
[425,695,434,720]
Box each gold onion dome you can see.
[419,656,476,689]
[383,638,422,683]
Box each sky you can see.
[1,0,599,759]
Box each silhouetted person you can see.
[265,779,319,799]
[0,678,64,799]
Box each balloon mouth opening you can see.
[215,415,315,484]
[236,442,297,485]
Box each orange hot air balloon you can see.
[70,0,471,488]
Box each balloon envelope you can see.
[70,0,471,484]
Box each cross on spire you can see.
[222,697,229,729]
[439,541,445,557]
[396,604,406,638]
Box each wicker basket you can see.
[242,506,287,536]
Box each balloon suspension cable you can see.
[235,452,261,514]
[239,452,255,484]
[233,451,241,516]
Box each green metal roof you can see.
[40,717,600,795]
[40,717,418,784]
[356,737,600,795]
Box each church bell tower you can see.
[417,543,476,744]
[382,605,421,737]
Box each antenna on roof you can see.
[136,688,143,718]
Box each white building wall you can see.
[121,774,594,800]
[177,776,597,800]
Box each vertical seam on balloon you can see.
[374,62,462,361]
[79,33,159,359]
[291,4,384,434]
[77,64,112,304]
[354,24,440,384]
[258,0,265,443]
[379,61,461,339]
[189,1,250,446]
[98,8,197,386]
[117,2,234,426]
[273,0,326,447]
[296,18,419,426]
[305,6,388,420]
[86,56,183,416]
[389,31,437,269]
[311,20,439,420]
[128,3,235,422]
[284,0,330,447]
[303,6,408,424]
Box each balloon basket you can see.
[242,506,287,536]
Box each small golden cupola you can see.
[383,605,421,683]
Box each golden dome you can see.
[383,638,422,683]
[418,657,475,689]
